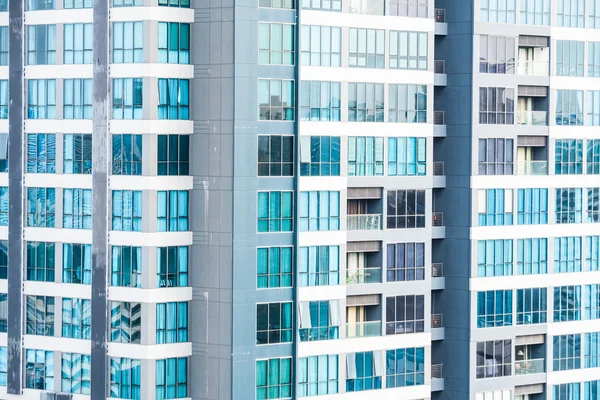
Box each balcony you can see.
[434,60,447,86]
[435,9,447,35]
[517,60,549,76]
[432,313,443,328]
[432,262,445,290]
[517,110,548,126]
[432,263,443,278]
[433,212,444,226]
[517,160,548,176]
[347,214,381,230]
[432,313,444,341]
[434,111,446,137]
[431,363,444,391]
[346,267,382,284]
[346,321,382,338]
[515,358,545,375]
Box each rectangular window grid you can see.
[258,79,295,121]
[348,28,384,68]
[300,25,341,67]
[64,23,92,64]
[348,136,383,176]
[257,191,293,233]
[554,236,582,273]
[255,358,292,400]
[157,246,188,288]
[554,285,582,322]
[158,22,190,64]
[112,134,142,175]
[257,247,293,289]
[388,137,426,176]
[385,348,425,388]
[299,80,341,121]
[477,239,513,277]
[553,334,581,370]
[64,134,92,174]
[257,135,293,177]
[476,340,512,379]
[388,84,427,123]
[385,295,425,334]
[299,136,341,177]
[477,290,513,328]
[26,134,56,173]
[516,288,547,324]
[389,31,428,70]
[387,190,426,229]
[258,23,293,66]
[517,238,548,275]
[555,188,583,224]
[556,89,584,126]
[112,21,143,63]
[62,298,91,340]
[298,245,339,287]
[555,139,583,174]
[26,242,55,282]
[348,82,384,122]
[298,191,340,232]
[256,302,292,345]
[156,302,188,344]
[157,134,188,176]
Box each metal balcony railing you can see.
[434,111,445,125]
[434,60,446,74]
[435,8,446,22]
[432,363,443,379]
[433,161,445,176]
[432,263,443,277]
[433,212,444,227]
[432,313,443,328]
[347,214,381,230]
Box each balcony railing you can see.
[346,267,382,284]
[433,161,445,176]
[434,111,445,125]
[433,212,444,227]
[435,8,446,22]
[432,263,444,277]
[347,214,381,230]
[346,321,382,338]
[432,313,443,328]
[517,110,548,126]
[515,358,545,375]
[434,60,446,74]
[432,363,443,379]
[517,160,548,176]
[517,60,549,76]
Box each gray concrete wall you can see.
[191,1,235,399]
[433,0,475,398]
[7,0,24,393]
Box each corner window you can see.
[158,22,190,64]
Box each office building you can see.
[8,0,600,399]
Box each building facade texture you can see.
[1,0,596,399]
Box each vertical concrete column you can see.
[91,0,110,399]
[7,0,24,394]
